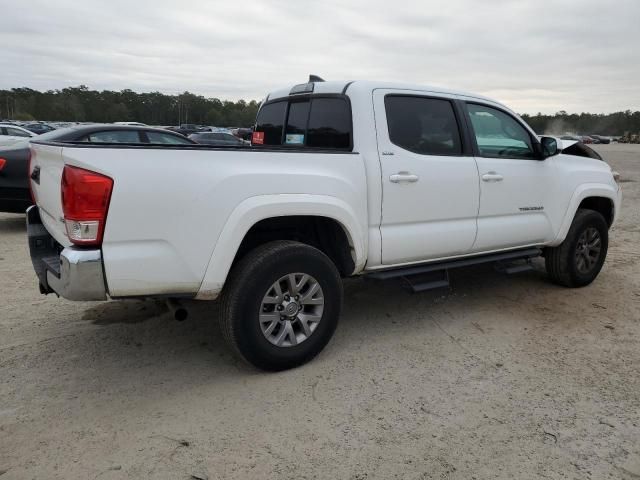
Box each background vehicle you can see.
[27,79,621,370]
[0,141,32,213]
[0,125,195,214]
[188,132,246,145]
[580,135,594,144]
[590,135,611,144]
[0,123,38,146]
[166,124,204,136]
[23,123,56,134]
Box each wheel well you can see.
[233,216,356,276]
[578,197,614,227]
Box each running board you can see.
[366,248,541,293]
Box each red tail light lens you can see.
[0,158,6,171]
[61,165,113,246]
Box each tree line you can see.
[521,110,640,136]
[0,86,260,127]
[1,86,639,134]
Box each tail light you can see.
[61,165,113,246]
[0,158,6,171]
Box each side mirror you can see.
[540,136,559,159]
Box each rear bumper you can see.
[27,206,107,301]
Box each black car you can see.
[188,132,246,146]
[0,125,196,213]
[590,135,611,144]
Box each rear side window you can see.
[385,96,462,156]
[254,97,352,150]
[307,98,351,149]
[84,130,141,143]
[255,101,286,145]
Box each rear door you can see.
[373,90,480,265]
[462,101,556,251]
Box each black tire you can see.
[219,241,343,371]
[545,208,609,287]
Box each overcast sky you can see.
[1,0,638,114]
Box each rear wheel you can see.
[220,241,343,371]
[545,209,608,287]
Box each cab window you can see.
[254,97,352,150]
[255,101,286,145]
[385,96,462,156]
[466,103,535,159]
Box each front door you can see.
[374,90,480,265]
[463,101,556,252]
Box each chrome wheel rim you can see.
[575,227,602,274]
[259,273,324,347]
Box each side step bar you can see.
[366,248,541,293]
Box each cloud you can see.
[1,0,638,113]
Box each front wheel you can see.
[220,241,343,371]
[545,208,609,287]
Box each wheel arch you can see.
[196,194,366,300]
[551,184,618,246]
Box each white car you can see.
[0,123,37,146]
[26,78,621,370]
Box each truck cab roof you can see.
[265,79,503,109]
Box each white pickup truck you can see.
[27,78,622,370]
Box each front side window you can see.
[146,131,192,144]
[84,130,141,143]
[385,96,462,155]
[466,103,535,159]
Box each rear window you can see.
[255,101,286,145]
[254,96,352,150]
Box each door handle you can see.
[481,172,503,182]
[390,172,419,183]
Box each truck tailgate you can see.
[30,143,72,247]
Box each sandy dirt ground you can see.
[0,144,639,479]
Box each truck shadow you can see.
[68,262,557,378]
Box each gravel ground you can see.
[1,144,639,480]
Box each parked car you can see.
[23,123,56,134]
[590,135,611,144]
[189,132,247,145]
[0,123,38,146]
[580,135,595,144]
[0,124,195,214]
[166,124,205,136]
[0,141,32,213]
[26,78,621,371]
